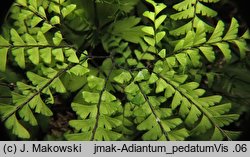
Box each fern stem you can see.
[1,64,75,122]
[137,80,169,140]
[154,72,232,140]
[169,36,246,58]
[14,2,78,50]
[90,57,115,141]
[124,63,169,140]
[15,3,47,21]
[0,82,16,90]
[111,36,232,139]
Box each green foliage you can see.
[0,0,249,141]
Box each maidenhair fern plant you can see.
[0,0,249,141]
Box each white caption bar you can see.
[0,141,249,157]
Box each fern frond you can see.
[121,69,189,141]
[0,0,81,71]
[154,72,238,140]
[196,2,217,17]
[0,58,88,138]
[109,16,145,44]
[171,7,195,20]
[0,29,78,71]
[172,18,249,64]
[173,0,196,11]
[65,59,125,141]
[170,0,219,36]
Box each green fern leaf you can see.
[52,48,64,62]
[29,0,38,10]
[0,105,16,121]
[171,91,182,109]
[154,3,167,15]
[110,17,144,43]
[193,16,214,32]
[16,0,27,6]
[242,30,250,39]
[38,6,46,17]
[134,69,150,82]
[167,128,189,141]
[143,11,155,22]
[11,29,25,45]
[192,115,212,135]
[156,78,168,93]
[49,2,60,14]
[187,49,200,67]
[176,53,188,66]
[82,91,100,103]
[27,47,39,65]
[215,42,232,63]
[193,22,206,45]
[207,20,224,43]
[41,23,53,33]
[114,71,132,84]
[88,75,105,90]
[51,78,67,93]
[223,18,239,40]
[0,48,9,72]
[155,15,167,30]
[171,7,195,20]
[156,31,166,44]
[169,21,193,36]
[142,26,155,36]
[212,114,239,127]
[185,105,201,126]
[232,39,248,58]
[19,104,38,126]
[208,103,232,116]
[65,132,92,141]
[37,31,49,45]
[94,128,122,141]
[64,49,79,63]
[29,94,53,116]
[30,16,43,28]
[50,16,60,25]
[12,48,25,69]
[223,131,241,140]
[144,36,155,47]
[173,0,196,11]
[53,31,63,46]
[210,127,224,141]
[62,4,76,18]
[72,103,97,119]
[199,46,215,62]
[40,48,52,64]
[196,2,217,17]
[137,114,163,140]
[5,115,30,139]
[27,72,48,88]
[199,95,222,107]
[69,65,89,76]
[179,98,191,117]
